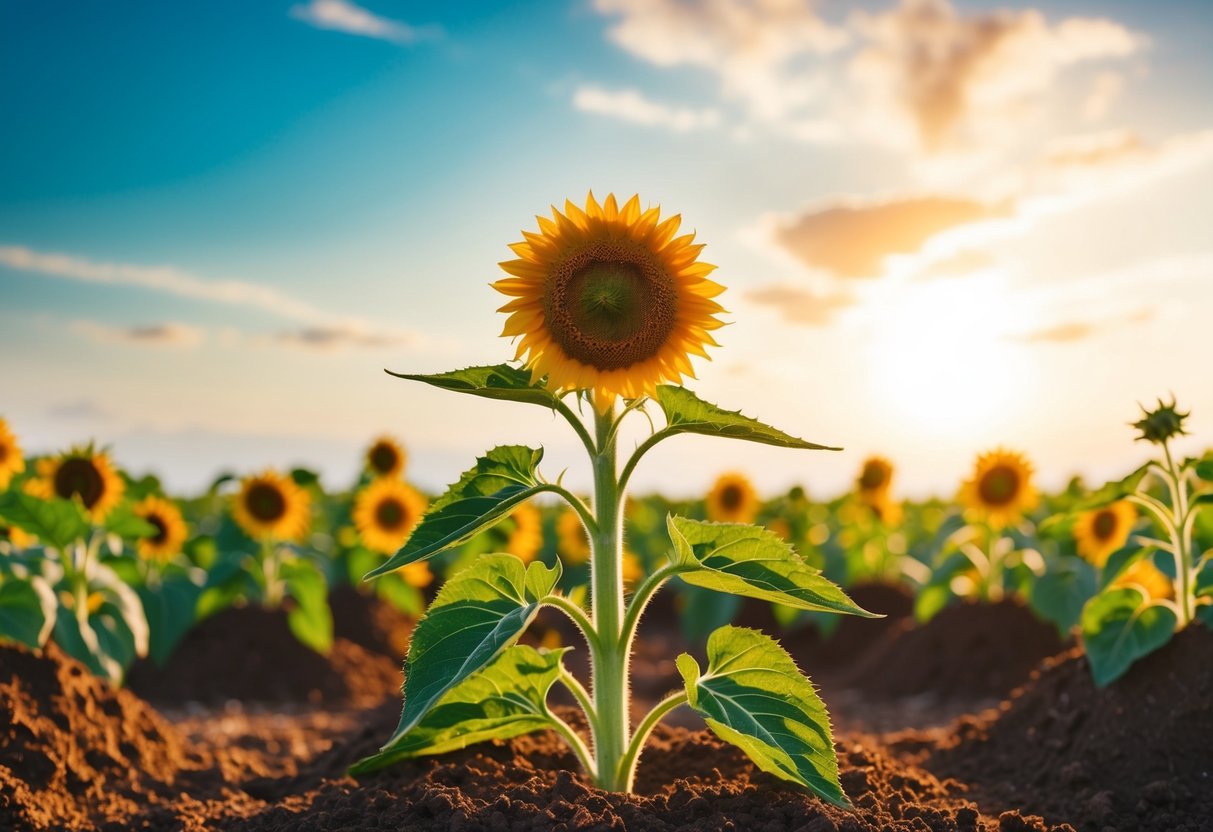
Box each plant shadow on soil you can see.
[1,587,1210,831]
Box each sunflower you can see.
[706,472,759,524]
[0,418,25,490]
[856,456,894,503]
[556,507,591,565]
[1112,559,1173,601]
[353,477,427,556]
[132,495,188,562]
[232,470,311,542]
[1073,501,1136,567]
[1,524,37,550]
[506,503,543,563]
[494,192,726,412]
[959,449,1038,527]
[365,436,406,479]
[29,447,125,522]
[622,550,643,587]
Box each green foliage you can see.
[103,506,159,539]
[395,554,561,737]
[136,576,204,666]
[1029,559,1097,635]
[389,364,565,410]
[654,386,838,451]
[0,491,89,551]
[350,645,568,775]
[667,517,876,617]
[53,563,149,685]
[0,573,57,649]
[1081,587,1177,687]
[282,558,333,655]
[366,446,552,578]
[677,626,844,804]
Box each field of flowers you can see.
[2,194,1211,832]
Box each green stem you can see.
[620,563,685,649]
[554,398,599,460]
[617,691,687,791]
[262,539,285,608]
[544,708,598,778]
[548,485,599,539]
[617,429,671,496]
[558,667,599,731]
[589,405,629,791]
[546,594,602,657]
[1162,443,1194,627]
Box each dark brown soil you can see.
[836,599,1066,701]
[127,605,404,708]
[903,624,1213,832]
[328,585,414,659]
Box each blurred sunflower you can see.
[494,191,726,412]
[856,456,894,503]
[1112,558,1173,601]
[1,524,37,550]
[556,507,591,565]
[353,477,427,556]
[232,470,310,542]
[622,550,644,588]
[766,517,792,542]
[29,447,124,522]
[506,503,543,563]
[959,449,1038,527]
[0,418,25,489]
[132,495,188,563]
[1073,501,1136,567]
[706,472,759,524]
[365,436,406,479]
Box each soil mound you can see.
[839,599,1065,701]
[127,605,402,708]
[774,582,917,670]
[915,623,1213,832]
[0,642,196,830]
[231,707,1069,832]
[328,585,415,659]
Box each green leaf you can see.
[1081,587,1177,687]
[395,554,561,737]
[365,446,552,579]
[1188,452,1213,483]
[677,626,844,804]
[137,577,203,666]
[0,575,57,649]
[654,386,839,451]
[54,564,149,684]
[103,506,159,539]
[1029,561,1097,635]
[678,583,741,642]
[0,491,88,551]
[282,558,333,655]
[667,517,877,618]
[1073,462,1152,512]
[350,645,566,775]
[388,364,564,410]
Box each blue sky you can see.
[3,0,1212,499]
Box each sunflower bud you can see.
[1132,397,1189,445]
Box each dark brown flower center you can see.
[544,240,678,371]
[0,444,9,463]
[54,457,105,508]
[245,483,287,522]
[978,465,1020,507]
[147,514,169,545]
[720,484,744,512]
[369,443,399,474]
[1092,509,1118,541]
[859,462,889,491]
[375,497,407,531]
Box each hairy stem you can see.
[617,690,688,791]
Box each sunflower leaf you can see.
[677,626,845,804]
[351,644,567,775]
[0,491,89,551]
[667,516,877,617]
[654,387,839,451]
[1081,587,1177,687]
[392,554,561,739]
[1071,462,1153,512]
[388,365,563,410]
[0,575,57,649]
[365,445,552,579]
[104,506,159,540]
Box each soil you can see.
[127,604,405,708]
[327,585,414,660]
[902,623,1213,832]
[836,599,1066,702]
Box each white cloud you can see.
[70,320,206,348]
[572,85,720,132]
[1082,71,1124,121]
[273,323,418,351]
[289,0,439,45]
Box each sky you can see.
[2,0,1212,501]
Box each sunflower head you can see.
[706,472,760,524]
[1132,397,1189,446]
[0,418,26,490]
[133,495,189,563]
[1,524,37,551]
[959,449,1038,527]
[233,470,311,543]
[494,192,726,412]
[353,477,427,556]
[1112,558,1173,601]
[30,446,125,522]
[556,507,591,565]
[1073,500,1136,566]
[366,436,406,479]
[506,503,543,563]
